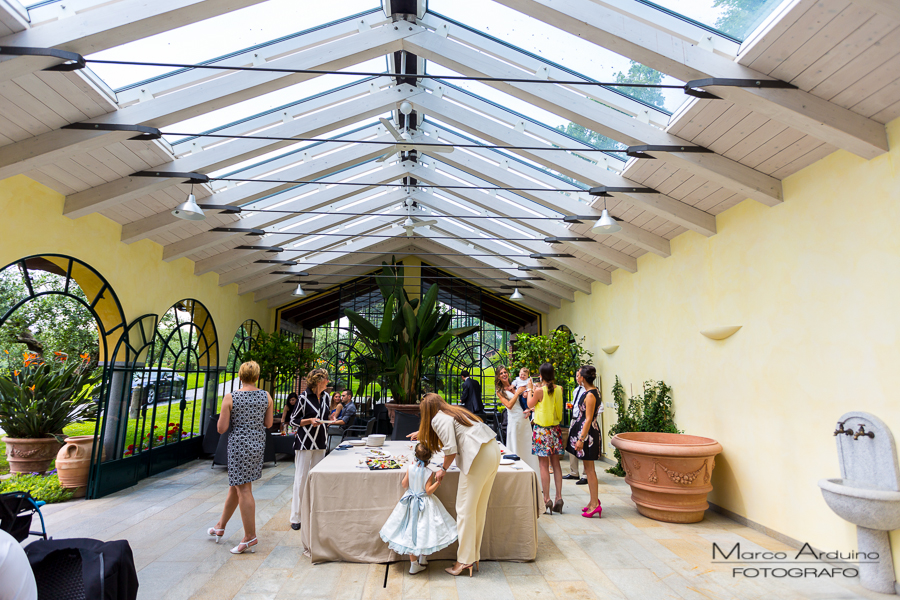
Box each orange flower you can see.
[80,353,89,361]
[3,349,8,354]
[13,370,19,377]
[28,385,35,392]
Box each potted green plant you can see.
[607,377,723,524]
[240,331,315,394]
[343,258,478,414]
[0,351,100,474]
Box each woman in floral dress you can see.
[565,365,602,518]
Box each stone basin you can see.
[818,478,900,531]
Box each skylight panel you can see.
[634,0,786,42]
[84,2,380,90]
[427,0,686,114]
[162,59,385,145]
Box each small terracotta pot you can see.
[611,432,723,524]
[3,437,63,474]
[55,436,102,498]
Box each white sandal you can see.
[230,538,257,554]
[207,527,224,543]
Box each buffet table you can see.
[300,440,541,563]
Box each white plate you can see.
[365,451,392,459]
[499,459,515,466]
[347,440,366,446]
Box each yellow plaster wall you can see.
[0,175,273,363]
[548,117,900,570]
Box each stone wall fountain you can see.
[818,412,900,594]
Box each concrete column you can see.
[101,362,133,461]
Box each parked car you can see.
[131,369,185,404]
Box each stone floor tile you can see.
[548,580,598,600]
[602,568,684,600]
[454,560,515,600]
[507,574,555,599]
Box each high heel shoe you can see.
[582,505,602,518]
[553,498,564,514]
[445,562,474,577]
[207,527,224,543]
[544,499,553,514]
[230,538,257,554]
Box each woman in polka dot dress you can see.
[208,361,273,554]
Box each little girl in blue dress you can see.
[380,443,458,574]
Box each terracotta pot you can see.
[385,403,421,425]
[55,436,103,498]
[611,432,723,524]
[3,437,63,474]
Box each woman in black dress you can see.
[209,361,274,553]
[565,365,603,518]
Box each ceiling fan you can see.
[376,102,455,162]
[399,198,437,237]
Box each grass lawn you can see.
[64,399,205,453]
[184,371,233,391]
[0,441,7,476]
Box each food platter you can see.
[366,457,401,470]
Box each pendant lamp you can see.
[591,209,621,234]
[510,288,524,301]
[292,283,305,297]
[172,185,206,221]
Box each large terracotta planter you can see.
[3,437,63,474]
[611,432,723,524]
[55,436,102,498]
[385,403,421,425]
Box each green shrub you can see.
[0,471,73,503]
[606,376,680,476]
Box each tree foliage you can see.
[714,0,778,40]
[503,329,593,391]
[614,62,666,109]
[239,331,311,393]
[606,377,680,476]
[0,267,99,367]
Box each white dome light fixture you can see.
[292,283,305,297]
[399,101,413,115]
[171,185,206,221]
[591,196,620,234]
[591,209,621,234]
[510,288,524,301]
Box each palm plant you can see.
[343,259,478,404]
[0,351,100,441]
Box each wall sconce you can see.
[601,345,619,354]
[700,326,741,340]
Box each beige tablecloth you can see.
[300,440,541,563]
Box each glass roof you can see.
[427,1,685,114]
[634,0,787,42]
[85,1,380,90]
[162,59,384,145]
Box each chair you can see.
[341,417,375,442]
[391,412,421,441]
[25,538,139,600]
[0,491,47,542]
[372,403,393,436]
[212,430,279,467]
[326,412,358,452]
[481,401,503,442]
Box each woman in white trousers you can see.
[288,368,330,552]
[412,393,500,577]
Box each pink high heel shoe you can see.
[582,505,602,518]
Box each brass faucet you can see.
[834,421,853,436]
[853,425,875,440]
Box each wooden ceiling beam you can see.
[403,28,783,206]
[0,22,415,181]
[490,0,888,160]
[0,0,273,82]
